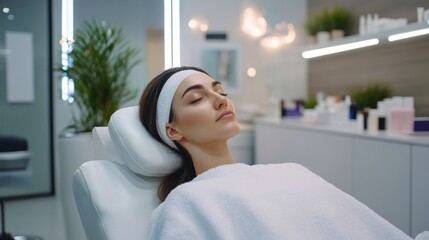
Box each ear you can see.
[166,123,184,141]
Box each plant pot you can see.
[331,29,345,40]
[59,133,94,240]
[316,31,330,44]
[307,36,317,45]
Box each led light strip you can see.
[164,0,172,69]
[172,0,181,67]
[61,0,74,102]
[388,27,429,42]
[302,38,379,59]
[164,0,181,69]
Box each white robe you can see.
[147,163,413,240]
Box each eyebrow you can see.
[181,81,222,99]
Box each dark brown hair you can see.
[139,66,209,202]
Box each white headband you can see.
[156,69,206,149]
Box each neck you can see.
[183,141,234,175]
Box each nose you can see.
[214,93,227,110]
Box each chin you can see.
[224,121,240,139]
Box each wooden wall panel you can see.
[308,1,429,116]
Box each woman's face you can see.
[168,73,240,146]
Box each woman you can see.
[139,66,240,202]
[140,67,413,240]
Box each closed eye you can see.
[219,93,228,97]
[190,98,203,104]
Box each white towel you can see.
[147,163,412,240]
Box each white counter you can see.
[256,117,429,147]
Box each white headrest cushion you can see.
[92,127,122,163]
[108,106,182,177]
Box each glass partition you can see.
[0,0,53,200]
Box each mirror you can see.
[0,0,53,199]
[199,46,240,93]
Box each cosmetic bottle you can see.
[362,109,369,130]
[389,97,403,133]
[344,96,358,120]
[373,14,379,33]
[384,98,392,131]
[295,100,303,115]
[316,92,325,106]
[417,7,425,23]
[280,99,286,118]
[359,15,366,35]
[400,97,415,134]
[267,97,280,118]
[349,104,358,120]
[366,14,373,34]
[357,112,364,131]
[377,101,386,130]
[367,109,379,133]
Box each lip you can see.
[216,110,235,121]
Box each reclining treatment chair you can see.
[72,106,182,240]
[73,106,429,240]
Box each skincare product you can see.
[401,97,415,134]
[390,97,415,134]
[267,97,280,118]
[389,97,403,133]
[424,9,429,22]
[373,14,379,33]
[377,101,386,130]
[368,109,379,133]
[280,99,286,118]
[357,112,364,130]
[362,109,369,130]
[366,14,373,33]
[414,118,429,132]
[417,7,425,23]
[359,15,366,35]
[349,104,358,120]
[384,98,392,131]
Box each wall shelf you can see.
[302,22,429,58]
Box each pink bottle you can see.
[400,97,415,134]
[389,97,403,133]
[390,97,415,134]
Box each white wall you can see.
[181,0,308,116]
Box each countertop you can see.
[256,116,429,147]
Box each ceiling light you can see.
[259,23,296,48]
[241,7,267,38]
[199,23,208,32]
[188,19,198,29]
[247,68,256,77]
[187,18,208,32]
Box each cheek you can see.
[175,104,213,131]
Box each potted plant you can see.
[304,16,318,44]
[330,7,350,39]
[59,20,140,133]
[350,82,392,111]
[56,20,140,240]
[315,10,332,44]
